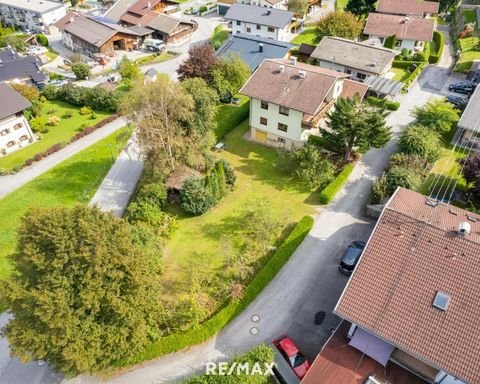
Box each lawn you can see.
[0,126,131,279]
[135,52,177,66]
[391,67,409,82]
[462,9,478,28]
[290,27,320,45]
[335,0,348,11]
[161,120,319,300]
[215,95,250,140]
[454,35,480,73]
[0,100,111,172]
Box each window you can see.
[6,140,15,147]
[433,291,450,311]
[14,123,23,130]
[19,135,28,141]
[345,69,352,74]
[236,21,241,26]
[246,27,251,33]
[260,101,268,110]
[267,26,274,33]
[0,129,10,136]
[395,40,402,48]
[260,117,268,125]
[279,106,289,116]
[356,73,367,80]
[278,123,288,132]
[277,137,285,143]
[256,24,261,30]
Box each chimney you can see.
[290,56,297,66]
[298,69,306,79]
[258,43,264,53]
[69,16,74,23]
[279,64,285,73]
[458,222,471,237]
[147,1,151,7]
[403,16,410,23]
[266,9,271,15]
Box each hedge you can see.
[402,62,426,90]
[392,60,423,69]
[117,215,314,367]
[319,163,355,204]
[429,30,444,64]
[384,35,396,49]
[366,96,400,111]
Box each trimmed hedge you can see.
[319,163,355,204]
[402,62,426,90]
[392,60,423,69]
[384,35,396,49]
[429,30,444,64]
[366,96,400,111]
[118,215,314,366]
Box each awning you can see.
[365,76,403,97]
[348,327,395,366]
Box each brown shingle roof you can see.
[126,0,161,16]
[364,13,435,42]
[240,59,349,115]
[377,0,439,16]
[120,10,157,26]
[146,13,184,34]
[341,79,369,99]
[0,82,31,120]
[335,187,480,383]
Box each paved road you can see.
[63,59,461,384]
[0,117,127,199]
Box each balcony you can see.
[301,99,335,130]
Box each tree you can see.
[321,97,392,161]
[126,200,177,238]
[345,0,377,18]
[71,62,90,80]
[35,33,49,47]
[287,0,309,16]
[211,55,250,103]
[10,83,39,102]
[177,43,218,82]
[316,12,364,41]
[399,124,442,162]
[180,176,215,215]
[118,55,141,81]
[411,98,459,133]
[0,205,163,375]
[121,77,194,175]
[460,152,480,200]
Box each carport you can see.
[365,76,403,98]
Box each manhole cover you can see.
[251,314,260,323]
[250,327,259,335]
[314,311,326,325]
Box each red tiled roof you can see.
[341,79,369,99]
[377,0,439,16]
[335,188,480,383]
[120,10,157,26]
[240,59,349,115]
[364,13,435,42]
[126,0,161,16]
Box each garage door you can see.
[255,129,268,142]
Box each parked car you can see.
[446,95,468,109]
[273,335,310,379]
[338,240,366,276]
[448,81,476,94]
[49,79,69,87]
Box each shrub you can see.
[385,165,424,192]
[429,30,444,64]
[72,62,90,80]
[180,176,215,215]
[79,106,93,115]
[384,35,396,49]
[366,97,400,111]
[46,116,60,126]
[24,158,34,167]
[319,163,355,204]
[127,201,177,238]
[47,108,57,114]
[35,33,48,47]
[42,84,57,100]
[371,175,389,204]
[29,116,48,133]
[385,101,400,111]
[11,83,40,102]
[199,5,207,12]
[62,110,73,119]
[218,159,236,188]
[137,182,168,208]
[119,215,313,366]
[39,96,46,103]
[56,84,119,112]
[399,124,442,162]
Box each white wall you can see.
[0,114,36,156]
[42,6,67,28]
[371,35,417,51]
[318,60,375,82]
[231,20,282,40]
[0,3,65,33]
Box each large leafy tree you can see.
[345,0,377,18]
[177,43,218,82]
[211,55,250,103]
[399,124,442,162]
[321,97,392,161]
[287,0,309,16]
[118,55,141,80]
[0,205,163,376]
[71,62,90,80]
[411,98,459,133]
[316,12,364,41]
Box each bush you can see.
[72,62,90,80]
[35,33,48,47]
[371,175,389,204]
[79,106,93,115]
[180,176,215,215]
[399,124,442,162]
[29,116,48,133]
[385,165,424,192]
[90,112,97,120]
[42,84,57,100]
[56,84,119,112]
[392,60,423,69]
[218,159,236,188]
[402,62,426,90]
[137,182,168,208]
[385,101,400,111]
[126,200,177,238]
[429,30,444,64]
[199,5,207,12]
[384,35,396,49]
[119,215,313,366]
[366,97,400,111]
[319,163,355,204]
[46,116,60,126]
[62,110,73,119]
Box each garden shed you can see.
[166,166,201,201]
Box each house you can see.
[0,0,66,34]
[0,50,47,88]
[376,0,439,18]
[217,0,287,17]
[311,37,397,82]
[224,4,294,42]
[217,34,294,71]
[240,58,369,149]
[363,13,435,51]
[453,85,480,151]
[321,187,480,384]
[0,82,36,157]
[55,13,143,57]
[296,43,316,62]
[144,67,158,82]
[142,13,196,44]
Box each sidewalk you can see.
[0,117,127,199]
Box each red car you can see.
[273,335,311,379]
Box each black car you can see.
[446,95,468,109]
[338,241,366,276]
[448,82,476,94]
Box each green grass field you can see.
[290,27,320,45]
[455,34,480,73]
[0,100,110,171]
[161,121,319,300]
[335,0,348,12]
[391,67,410,82]
[462,9,478,28]
[0,126,131,279]
[135,52,176,66]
